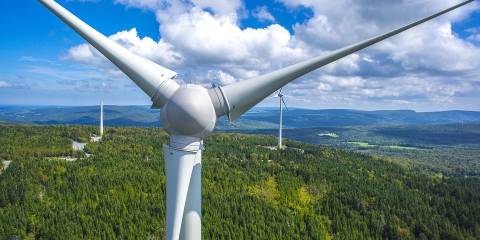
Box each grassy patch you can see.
[348,142,421,150]
[387,145,421,150]
[348,142,376,147]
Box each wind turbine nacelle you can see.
[160,84,217,140]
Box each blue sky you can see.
[1,0,480,111]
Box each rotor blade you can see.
[220,0,473,121]
[38,0,178,107]
[281,97,288,111]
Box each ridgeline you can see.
[2,105,480,129]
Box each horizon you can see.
[1,0,480,111]
[1,104,480,114]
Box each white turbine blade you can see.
[221,0,473,121]
[38,0,178,107]
[281,98,288,111]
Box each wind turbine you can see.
[276,88,288,149]
[100,101,103,136]
[38,0,474,239]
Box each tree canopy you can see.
[1,125,479,239]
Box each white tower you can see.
[278,94,283,149]
[276,89,287,149]
[100,101,104,136]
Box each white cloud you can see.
[19,56,57,63]
[68,0,101,2]
[386,22,480,73]
[65,5,309,78]
[467,34,480,42]
[252,6,275,22]
[63,28,182,70]
[0,81,11,87]
[26,65,109,81]
[189,0,243,15]
[321,76,366,90]
[323,54,361,74]
[206,70,237,85]
[362,56,374,63]
[229,68,260,80]
[113,0,162,10]
[157,8,306,70]
[108,28,182,67]
[60,0,480,111]
[113,0,243,14]
[75,80,118,92]
[63,43,106,67]
[466,27,480,42]
[0,80,29,89]
[317,82,331,91]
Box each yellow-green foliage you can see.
[249,176,278,203]
[299,186,313,204]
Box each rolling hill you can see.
[1,105,480,130]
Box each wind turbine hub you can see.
[161,84,217,140]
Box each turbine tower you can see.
[276,88,288,149]
[38,0,474,239]
[100,101,103,136]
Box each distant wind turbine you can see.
[100,101,103,136]
[276,88,288,149]
[38,0,474,239]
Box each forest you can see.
[243,122,480,178]
[1,124,479,239]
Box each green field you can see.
[347,141,376,147]
[348,141,421,150]
[386,145,421,150]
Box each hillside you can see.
[241,122,480,177]
[1,125,479,239]
[2,105,479,177]
[2,105,480,129]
